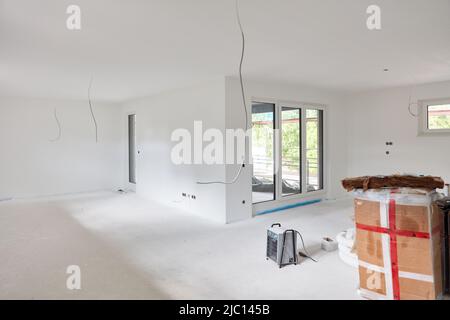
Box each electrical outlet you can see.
[181,192,197,200]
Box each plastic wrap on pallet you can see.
[337,229,358,268]
[352,188,441,205]
[351,188,444,300]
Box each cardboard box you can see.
[353,188,443,300]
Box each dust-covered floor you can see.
[0,192,360,299]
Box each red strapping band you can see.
[355,223,431,239]
[388,199,400,300]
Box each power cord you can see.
[197,163,246,185]
[294,230,317,263]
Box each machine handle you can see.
[271,223,281,228]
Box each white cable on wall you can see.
[88,76,99,143]
[404,68,420,118]
[407,84,419,117]
[49,107,62,142]
[197,0,248,185]
[236,0,248,132]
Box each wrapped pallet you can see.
[352,188,443,300]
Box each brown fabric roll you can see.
[342,175,445,192]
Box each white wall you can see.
[345,80,450,185]
[120,77,349,224]
[0,77,349,224]
[225,77,348,223]
[6,78,450,223]
[121,79,228,223]
[0,97,124,199]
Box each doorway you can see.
[128,114,137,189]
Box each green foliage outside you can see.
[252,113,273,158]
[306,110,319,176]
[252,109,320,176]
[428,104,450,130]
[281,110,300,170]
[428,115,450,130]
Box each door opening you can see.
[128,114,136,184]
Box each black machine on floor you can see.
[266,223,316,268]
[266,223,297,268]
[437,197,450,294]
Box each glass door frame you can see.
[251,101,277,204]
[125,111,137,192]
[251,98,327,214]
[277,104,303,200]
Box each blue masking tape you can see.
[255,199,322,215]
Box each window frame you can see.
[419,98,450,135]
[251,98,326,212]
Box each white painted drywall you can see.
[345,80,450,185]
[120,78,227,223]
[224,77,349,223]
[0,97,124,199]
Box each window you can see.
[419,99,450,134]
[251,101,325,205]
[427,104,450,130]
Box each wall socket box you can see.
[182,193,196,200]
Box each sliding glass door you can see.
[281,107,301,196]
[306,109,323,192]
[251,102,324,205]
[251,102,275,203]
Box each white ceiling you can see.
[1,0,450,102]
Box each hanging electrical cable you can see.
[197,0,247,185]
[49,107,62,142]
[88,76,99,143]
[407,83,419,117]
[236,0,248,132]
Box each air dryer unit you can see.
[266,223,297,268]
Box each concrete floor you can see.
[0,191,361,299]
